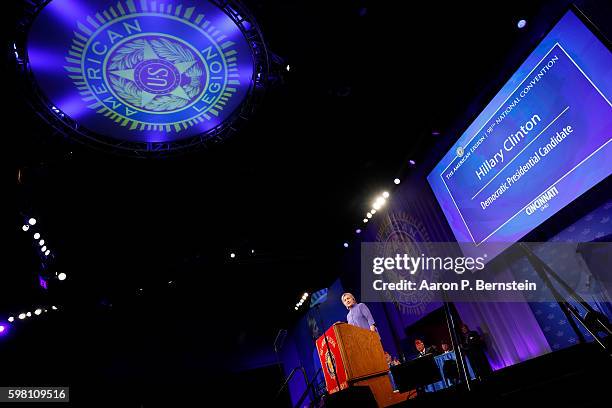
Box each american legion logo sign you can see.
[26,0,254,144]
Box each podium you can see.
[316,323,409,407]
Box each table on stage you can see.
[424,350,475,392]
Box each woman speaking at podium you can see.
[341,292,377,332]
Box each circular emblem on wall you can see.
[26,0,256,146]
[376,211,438,316]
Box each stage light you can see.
[0,325,5,334]
[363,218,368,223]
[251,249,255,254]
[382,192,389,198]
[517,19,527,29]
[26,312,31,317]
[34,233,41,239]
[371,209,376,214]
[22,225,29,231]
[8,317,14,322]
[356,229,361,234]
[394,178,400,185]
[58,273,67,281]
[41,246,47,252]
[374,199,385,209]
[367,213,372,218]
[286,65,291,72]
[409,160,416,166]
[34,309,42,316]
[18,313,26,320]
[294,306,298,310]
[51,306,58,310]
[28,218,37,225]
[343,242,349,248]
[39,239,45,246]
[45,250,50,256]
[230,252,236,259]
[432,131,440,136]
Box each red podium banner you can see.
[316,325,348,394]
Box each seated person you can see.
[384,352,401,366]
[438,342,458,385]
[414,339,436,357]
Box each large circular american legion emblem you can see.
[26,0,254,144]
[376,211,439,316]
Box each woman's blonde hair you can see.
[341,292,356,302]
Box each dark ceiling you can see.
[4,0,603,386]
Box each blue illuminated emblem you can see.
[64,8,242,135]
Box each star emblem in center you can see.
[109,40,195,107]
